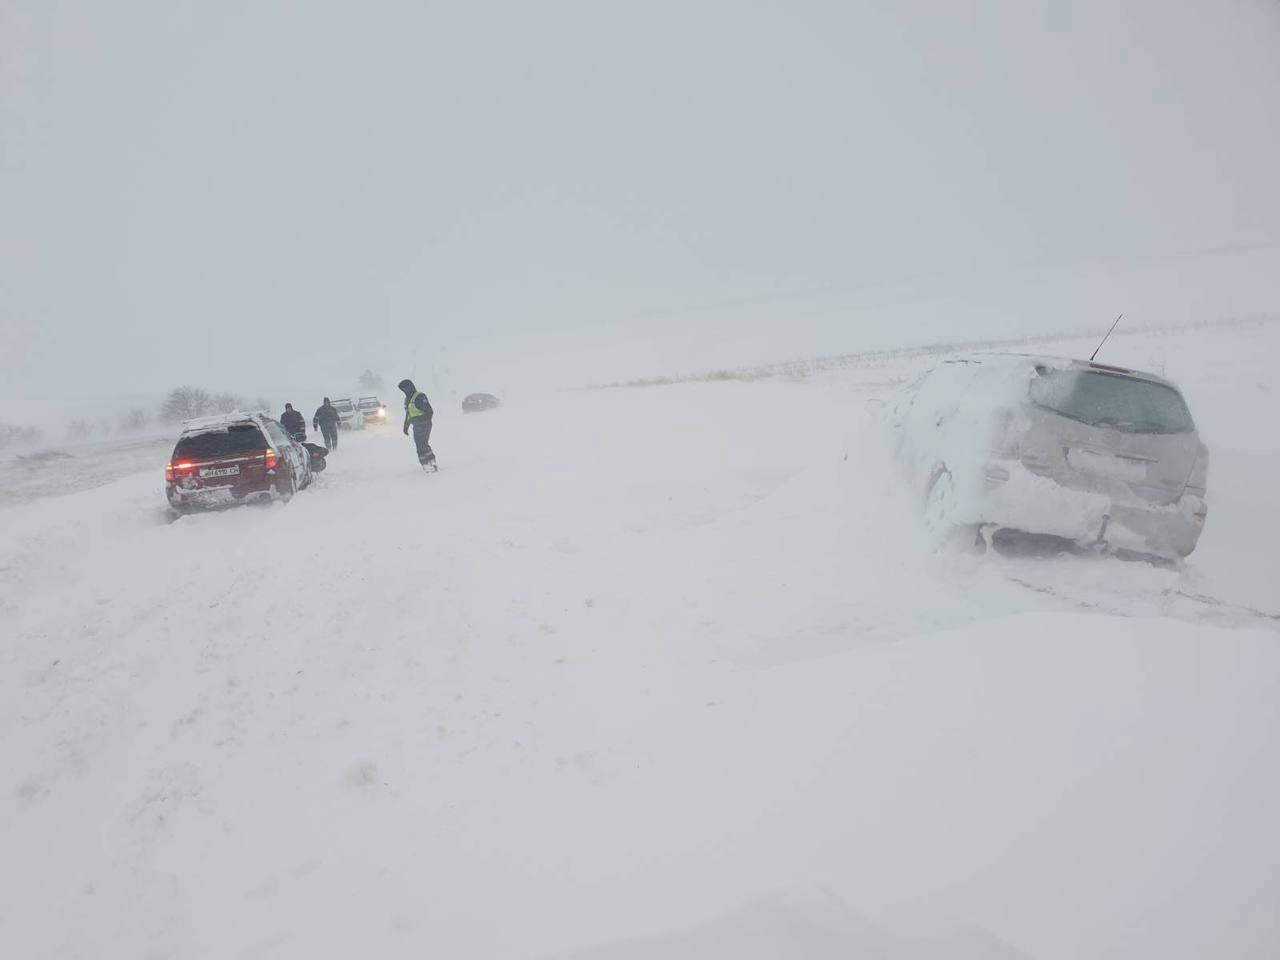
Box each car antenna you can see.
[1089,313,1123,362]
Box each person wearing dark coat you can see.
[313,397,340,451]
[280,403,306,442]
[398,378,436,471]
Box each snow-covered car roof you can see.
[957,353,1177,388]
[178,411,270,436]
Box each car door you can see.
[265,419,306,488]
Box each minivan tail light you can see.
[264,448,278,470]
[1185,444,1209,497]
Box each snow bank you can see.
[1,323,1278,959]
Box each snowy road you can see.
[3,323,1279,959]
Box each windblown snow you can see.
[2,321,1278,959]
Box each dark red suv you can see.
[165,413,312,513]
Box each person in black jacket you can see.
[313,397,340,451]
[280,403,306,442]
[398,378,436,471]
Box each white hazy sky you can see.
[3,0,1280,417]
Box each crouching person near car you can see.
[280,403,306,442]
[313,397,340,451]
[398,378,436,472]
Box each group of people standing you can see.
[278,379,436,472]
[280,398,342,450]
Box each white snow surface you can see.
[2,322,1279,959]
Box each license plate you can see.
[1067,448,1147,483]
[199,465,240,478]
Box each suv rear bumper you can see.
[166,478,286,511]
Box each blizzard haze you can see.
[3,0,1280,419]
[4,5,1280,958]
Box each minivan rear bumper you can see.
[961,459,1206,559]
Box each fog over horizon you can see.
[3,0,1280,426]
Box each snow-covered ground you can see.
[0,434,174,507]
[2,320,1278,959]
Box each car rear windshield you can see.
[334,401,354,412]
[1029,368,1195,434]
[173,423,266,458]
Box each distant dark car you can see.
[462,393,502,413]
[165,412,312,513]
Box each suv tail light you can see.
[166,461,195,483]
[264,448,278,470]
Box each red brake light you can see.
[165,462,174,482]
[167,461,195,482]
[264,448,278,469]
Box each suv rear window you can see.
[1030,368,1195,434]
[173,423,266,458]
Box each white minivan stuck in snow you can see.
[892,354,1209,560]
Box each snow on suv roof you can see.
[179,411,269,436]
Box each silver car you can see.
[331,398,365,431]
[892,354,1209,559]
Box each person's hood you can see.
[398,379,416,395]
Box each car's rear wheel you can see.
[277,469,297,502]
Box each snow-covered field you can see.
[2,320,1278,959]
[0,434,174,507]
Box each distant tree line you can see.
[4,387,278,451]
[157,387,270,423]
[0,422,44,449]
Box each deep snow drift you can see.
[1,320,1278,959]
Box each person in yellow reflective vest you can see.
[398,378,437,472]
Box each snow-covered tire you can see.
[277,470,297,503]
[923,466,956,536]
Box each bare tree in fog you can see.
[159,387,213,422]
[118,408,151,433]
